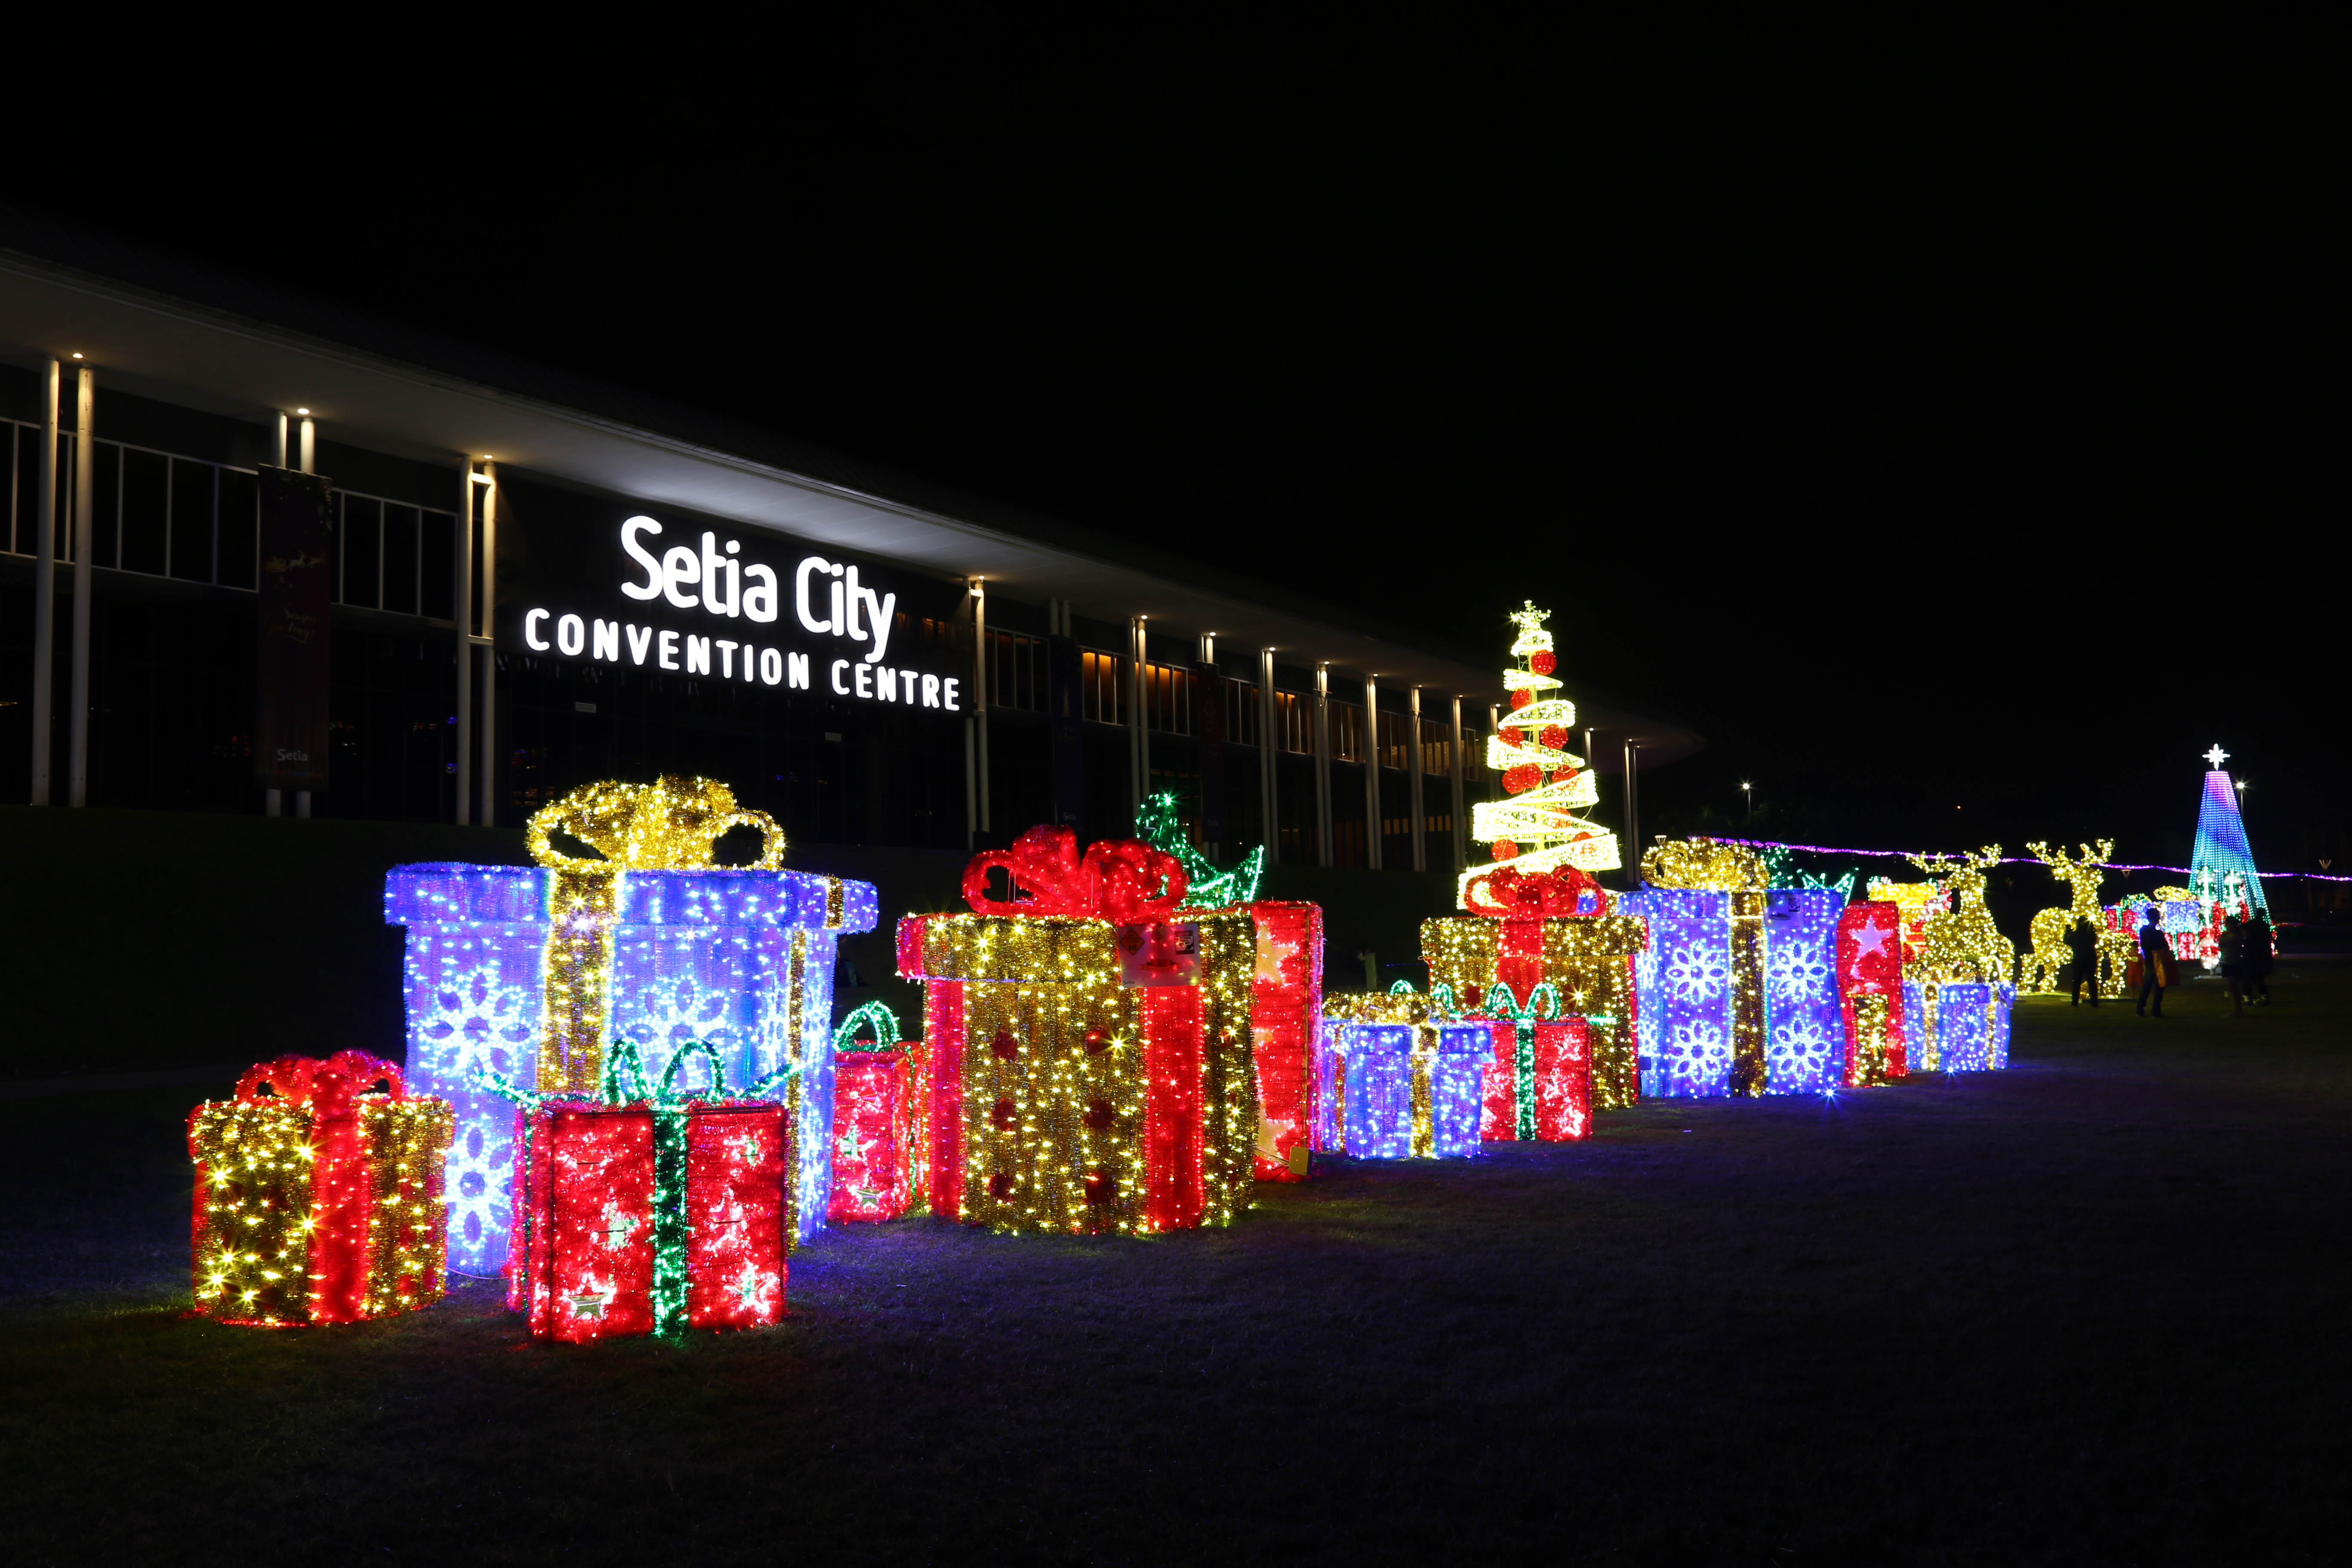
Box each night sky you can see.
[8,37,2333,894]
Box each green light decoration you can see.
[466,1040,798,1336]
[832,1001,903,1054]
[1135,791,1268,908]
[1760,844,1856,902]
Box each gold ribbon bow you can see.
[528,776,784,1095]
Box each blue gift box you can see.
[1908,980,2015,1073]
[1625,887,1846,1098]
[1317,1014,1488,1159]
[386,863,877,1270]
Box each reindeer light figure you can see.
[2021,839,2115,995]
[1908,847,2017,985]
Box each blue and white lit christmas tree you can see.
[2190,744,2269,922]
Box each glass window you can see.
[420,508,453,619]
[1081,650,1122,724]
[1331,701,1363,762]
[342,495,383,609]
[216,469,258,589]
[382,503,420,616]
[169,459,214,582]
[119,447,168,576]
[9,425,28,556]
[1225,679,1259,747]
[91,441,121,569]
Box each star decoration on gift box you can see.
[837,1124,879,1169]
[598,1202,639,1248]
[732,1265,775,1312]
[569,1279,616,1320]
[729,1132,766,1165]
[1851,921,1892,960]
[847,1177,888,1212]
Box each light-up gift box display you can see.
[386,777,876,1271]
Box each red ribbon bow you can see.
[962,825,1189,922]
[235,1051,406,1118]
[1464,864,1608,919]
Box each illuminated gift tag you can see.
[1115,921,1201,987]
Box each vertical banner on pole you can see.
[254,466,334,799]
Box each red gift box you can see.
[1244,901,1323,1181]
[512,1088,790,1342]
[1479,1016,1593,1142]
[188,1052,453,1327]
[831,1043,922,1222]
[897,826,1261,1234]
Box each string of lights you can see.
[1721,837,2352,882]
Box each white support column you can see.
[29,358,58,806]
[1127,615,1150,814]
[973,578,990,836]
[453,458,473,825]
[476,461,498,827]
[1313,662,1332,868]
[1258,648,1279,864]
[271,412,288,469]
[1450,695,1468,873]
[1362,673,1382,870]
[297,415,315,475]
[1408,686,1427,872]
[67,364,94,808]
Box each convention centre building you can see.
[0,222,1700,873]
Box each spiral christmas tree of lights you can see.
[1461,602,1621,909]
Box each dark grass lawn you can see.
[5,972,2349,1565]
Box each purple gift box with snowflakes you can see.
[1623,887,1844,1098]
[385,862,876,1272]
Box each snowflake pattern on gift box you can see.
[1663,945,1730,1006]
[1663,1019,1730,1094]
[412,966,537,1082]
[1767,937,1831,1011]
[1767,1013,1837,1090]
[405,947,540,1269]
[613,974,747,1087]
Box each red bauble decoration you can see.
[1510,689,1533,710]
[1083,1170,1113,1205]
[991,1029,1019,1060]
[1530,651,1556,675]
[1083,1028,1110,1054]
[1500,726,1523,746]
[1083,1097,1115,1129]
[989,1173,1014,1199]
[1538,725,1568,750]
[990,1096,1017,1130]
[1503,764,1541,795]
[1492,840,1519,860]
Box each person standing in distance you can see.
[2136,905,2173,1017]
[2065,915,2101,1006]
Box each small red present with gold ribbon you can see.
[1422,864,1647,1110]
[895,826,1261,1234]
[188,1052,453,1327]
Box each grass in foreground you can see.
[3,970,2348,1565]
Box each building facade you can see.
[0,232,1701,867]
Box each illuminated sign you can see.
[511,511,962,713]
